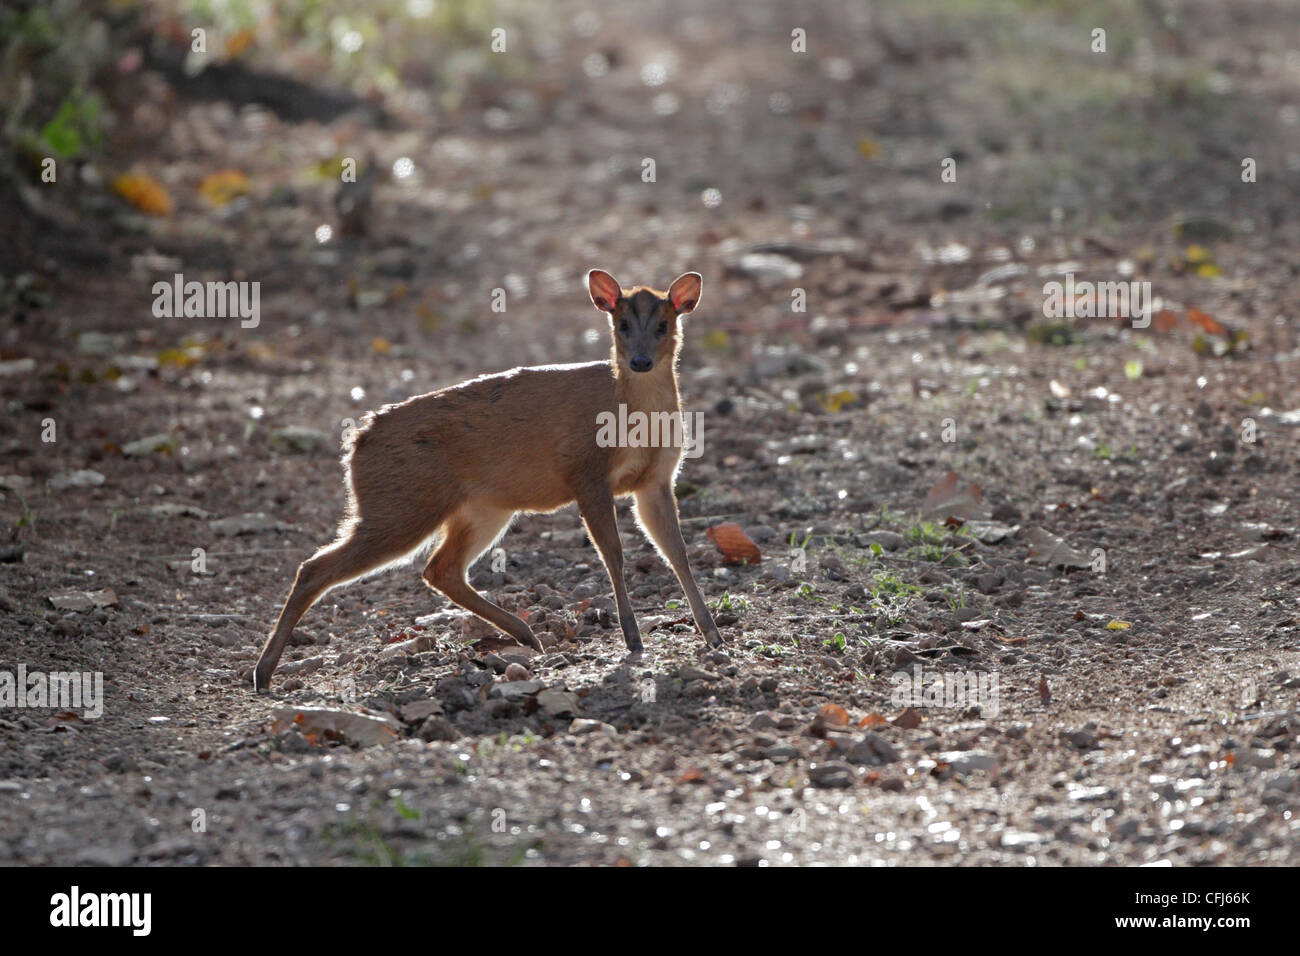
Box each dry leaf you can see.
[820,703,850,728]
[1187,308,1227,336]
[1152,309,1180,333]
[224,28,255,58]
[1024,527,1091,568]
[199,169,250,206]
[892,706,923,729]
[705,522,762,565]
[922,471,986,521]
[112,172,173,216]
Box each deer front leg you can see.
[574,482,642,653]
[633,481,723,647]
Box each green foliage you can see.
[37,91,103,159]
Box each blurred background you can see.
[4,0,1298,348]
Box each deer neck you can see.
[613,358,680,414]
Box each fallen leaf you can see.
[112,172,173,216]
[224,27,255,58]
[705,522,762,565]
[1187,308,1227,336]
[199,169,250,206]
[1106,619,1132,630]
[1152,309,1180,333]
[271,707,400,747]
[1025,527,1091,568]
[922,471,986,521]
[820,703,850,728]
[892,706,923,729]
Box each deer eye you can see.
[656,321,668,336]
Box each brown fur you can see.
[253,270,722,691]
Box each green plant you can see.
[712,591,747,613]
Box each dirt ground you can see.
[1,0,1298,865]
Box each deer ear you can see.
[668,272,702,314]
[587,270,622,313]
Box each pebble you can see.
[569,718,616,736]
[856,531,904,551]
[848,732,900,766]
[808,761,854,788]
[936,751,1000,776]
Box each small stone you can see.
[417,715,459,742]
[75,844,136,867]
[122,433,177,456]
[764,744,799,763]
[400,699,443,724]
[268,426,331,454]
[569,718,616,736]
[750,710,795,731]
[379,634,435,659]
[504,662,532,681]
[537,687,580,717]
[847,731,900,765]
[488,680,544,700]
[856,530,905,551]
[1233,748,1277,770]
[808,761,854,788]
[1264,772,1296,792]
[1064,726,1099,749]
[681,665,720,682]
[48,470,105,491]
[936,750,1000,776]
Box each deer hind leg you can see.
[422,504,542,651]
[254,520,432,691]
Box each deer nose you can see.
[630,355,653,372]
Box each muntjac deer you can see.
[253,270,723,691]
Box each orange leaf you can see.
[820,703,850,728]
[1152,309,1180,333]
[112,172,173,216]
[1187,308,1227,336]
[858,712,888,728]
[225,28,255,59]
[705,522,762,565]
[199,169,250,206]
